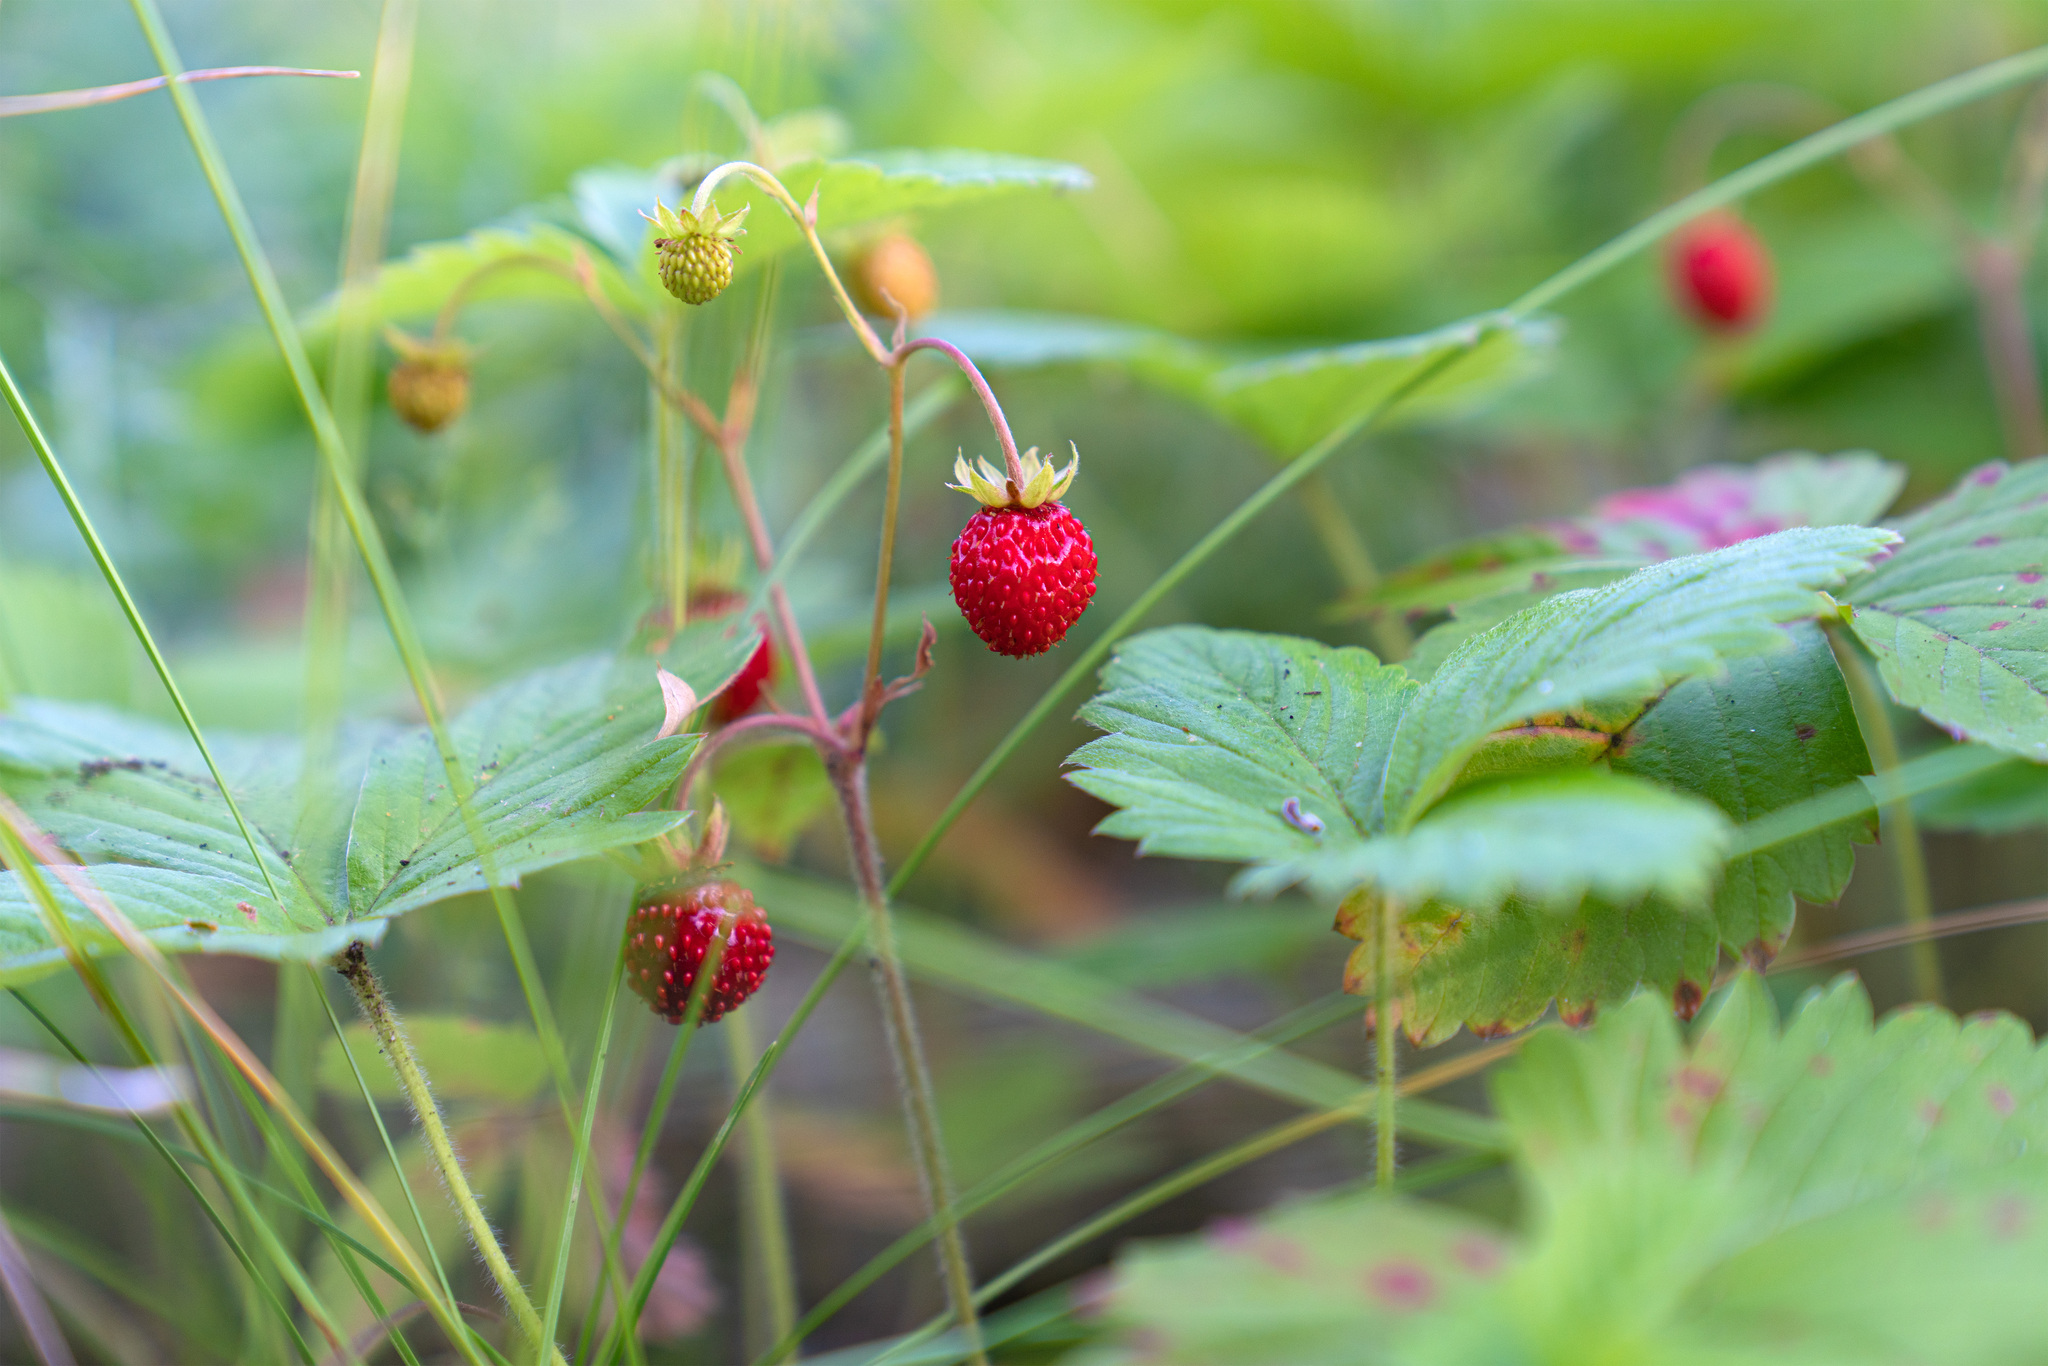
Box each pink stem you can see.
[895,338,1024,487]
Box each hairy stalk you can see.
[310,973,464,1327]
[654,310,690,631]
[1825,623,1944,1003]
[1376,897,1399,1186]
[1294,468,1410,660]
[722,1009,797,1361]
[828,757,986,1366]
[337,945,562,1364]
[714,425,829,724]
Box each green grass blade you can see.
[758,868,1501,1150]
[539,932,627,1362]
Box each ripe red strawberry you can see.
[1666,211,1772,332]
[624,880,774,1025]
[948,444,1097,657]
[644,199,750,306]
[688,583,775,722]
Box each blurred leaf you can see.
[318,1015,545,1102]
[711,741,834,862]
[1067,627,1417,871]
[1384,526,1899,826]
[1372,451,1905,616]
[303,221,634,333]
[1246,769,1731,908]
[1089,974,2048,1365]
[0,1048,185,1115]
[0,627,754,981]
[1204,312,1557,456]
[1917,750,2048,832]
[1847,458,2048,761]
[0,561,139,706]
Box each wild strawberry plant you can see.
[6,11,2048,1366]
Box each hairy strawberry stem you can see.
[338,945,566,1365]
[1376,897,1399,1186]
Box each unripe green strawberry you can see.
[384,332,472,433]
[947,444,1097,657]
[644,199,750,305]
[624,879,774,1025]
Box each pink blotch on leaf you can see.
[1975,465,2005,485]
[2018,571,2043,584]
[1365,1260,1437,1311]
[1453,1237,1506,1277]
[1991,621,2011,631]
[1976,535,2003,547]
[1990,1196,2029,1241]
[1989,1084,2017,1117]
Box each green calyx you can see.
[947,442,1081,509]
[642,198,751,244]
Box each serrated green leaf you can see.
[1613,622,1875,957]
[1090,974,2048,1365]
[1066,627,1417,871]
[1245,769,1730,909]
[1204,311,1556,457]
[1845,459,2048,760]
[1369,625,1875,1044]
[1382,526,1898,828]
[0,628,753,981]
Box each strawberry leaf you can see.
[1087,974,2048,1365]
[1845,457,2048,761]
[0,627,755,983]
[1381,526,1899,828]
[1067,627,1416,867]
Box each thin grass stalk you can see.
[537,931,628,1362]
[1376,896,1399,1186]
[0,830,327,1362]
[0,1197,78,1366]
[1293,468,1410,660]
[1822,622,1943,1002]
[596,922,867,1366]
[5,986,310,1360]
[225,1065,420,1366]
[722,1007,796,1360]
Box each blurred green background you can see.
[6,1,2048,1361]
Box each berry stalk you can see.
[337,945,565,1365]
[1376,896,1399,1187]
[826,754,989,1366]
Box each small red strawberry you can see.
[1666,211,1772,332]
[948,444,1097,657]
[624,880,774,1025]
[689,581,775,723]
[644,199,750,305]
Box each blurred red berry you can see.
[714,637,775,723]
[1666,212,1772,332]
[624,881,774,1025]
